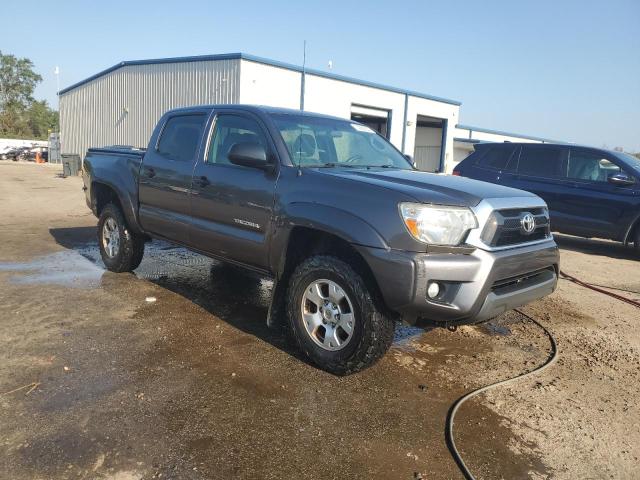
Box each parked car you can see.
[83,105,559,374]
[454,143,640,250]
[2,146,33,161]
[0,145,15,158]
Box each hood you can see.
[314,168,536,207]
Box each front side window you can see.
[567,150,621,182]
[271,113,412,169]
[156,114,206,162]
[207,115,269,165]
[478,146,517,170]
[517,147,565,177]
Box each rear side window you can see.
[157,114,206,162]
[517,147,565,177]
[478,146,517,170]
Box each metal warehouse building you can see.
[59,52,557,173]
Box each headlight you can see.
[399,203,478,245]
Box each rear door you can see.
[502,145,570,231]
[138,113,208,244]
[189,111,279,270]
[462,144,519,184]
[559,147,637,239]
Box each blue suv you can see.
[454,143,640,250]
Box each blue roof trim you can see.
[58,52,462,105]
[456,123,561,143]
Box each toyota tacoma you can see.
[82,105,559,375]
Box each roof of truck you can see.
[165,104,358,122]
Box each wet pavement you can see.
[0,239,549,480]
[0,163,556,480]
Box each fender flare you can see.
[90,178,144,235]
[266,203,389,328]
[277,202,388,251]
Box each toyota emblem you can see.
[520,213,536,234]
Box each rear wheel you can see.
[286,255,394,375]
[97,203,145,272]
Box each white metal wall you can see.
[59,59,240,157]
[239,59,459,167]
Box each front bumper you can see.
[357,240,559,325]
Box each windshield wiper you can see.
[355,164,399,169]
[313,163,361,168]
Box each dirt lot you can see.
[0,161,638,480]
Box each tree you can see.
[0,50,58,139]
[26,100,59,138]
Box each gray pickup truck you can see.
[83,105,559,374]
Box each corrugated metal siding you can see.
[59,59,240,157]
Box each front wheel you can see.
[286,255,395,375]
[97,203,145,272]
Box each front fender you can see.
[285,202,388,248]
[268,202,388,276]
[265,202,390,328]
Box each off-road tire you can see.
[286,255,395,375]
[98,203,145,272]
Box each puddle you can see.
[481,320,512,336]
[393,324,427,348]
[2,239,442,349]
[0,250,104,288]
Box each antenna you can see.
[299,40,306,111]
[297,40,307,176]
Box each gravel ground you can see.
[0,161,638,479]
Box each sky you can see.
[2,0,639,151]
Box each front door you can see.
[189,112,279,270]
[561,148,637,239]
[138,113,208,244]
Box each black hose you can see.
[446,269,639,479]
[445,309,559,480]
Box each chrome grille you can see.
[481,207,551,247]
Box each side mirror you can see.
[608,173,635,186]
[228,142,272,170]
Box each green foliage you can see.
[0,51,58,140]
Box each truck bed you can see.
[86,146,146,158]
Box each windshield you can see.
[271,113,413,169]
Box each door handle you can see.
[196,175,210,188]
[145,167,156,178]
